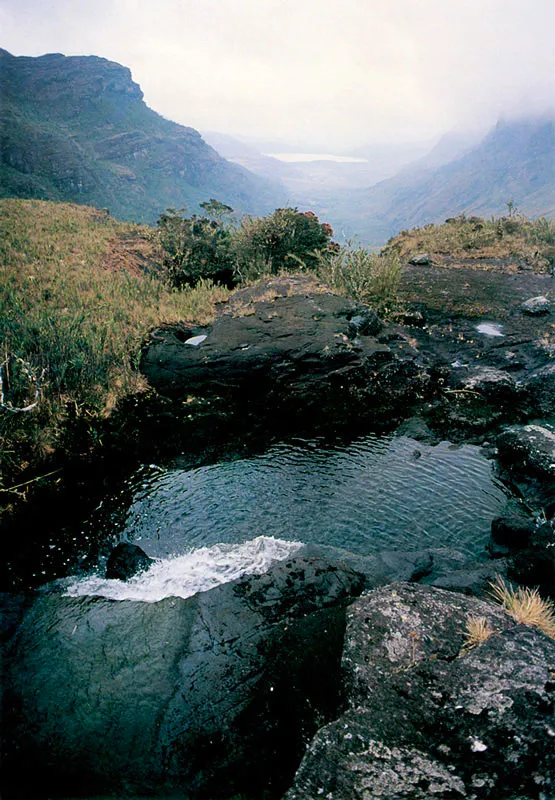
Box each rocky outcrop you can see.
[140,277,434,433]
[2,556,364,799]
[284,583,555,800]
[0,49,285,221]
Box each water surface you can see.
[106,434,507,560]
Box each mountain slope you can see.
[346,116,555,245]
[0,49,286,222]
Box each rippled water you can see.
[105,434,508,561]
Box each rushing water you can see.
[64,433,510,600]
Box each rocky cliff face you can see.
[0,49,286,221]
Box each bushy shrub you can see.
[156,208,235,288]
[233,208,334,281]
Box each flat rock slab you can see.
[140,277,431,428]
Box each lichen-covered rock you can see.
[497,424,555,481]
[463,367,519,400]
[284,583,555,800]
[409,253,432,265]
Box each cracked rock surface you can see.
[284,583,555,800]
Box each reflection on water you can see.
[114,434,508,561]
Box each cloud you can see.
[2,0,554,148]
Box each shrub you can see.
[156,208,235,288]
[233,208,334,281]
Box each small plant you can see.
[489,576,555,640]
[317,244,403,316]
[460,615,494,654]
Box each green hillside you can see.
[0,49,286,222]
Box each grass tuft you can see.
[316,245,403,316]
[460,615,495,655]
[489,576,555,640]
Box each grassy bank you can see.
[384,213,555,272]
[0,199,229,508]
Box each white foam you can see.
[64,536,303,602]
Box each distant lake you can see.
[266,152,369,163]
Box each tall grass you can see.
[317,245,403,316]
[0,199,228,493]
[489,576,555,640]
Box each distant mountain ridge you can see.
[204,117,554,247]
[343,115,555,245]
[0,49,286,222]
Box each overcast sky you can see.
[1,0,554,150]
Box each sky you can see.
[1,0,554,151]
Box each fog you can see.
[2,0,554,149]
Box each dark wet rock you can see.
[491,512,536,550]
[284,583,555,800]
[297,543,433,587]
[140,277,434,433]
[510,521,555,597]
[0,593,30,643]
[105,542,154,580]
[346,308,384,337]
[521,295,551,315]
[2,556,364,800]
[526,363,555,416]
[409,253,431,265]
[300,544,509,599]
[421,556,509,597]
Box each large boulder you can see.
[140,277,433,432]
[2,556,365,799]
[284,583,555,799]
